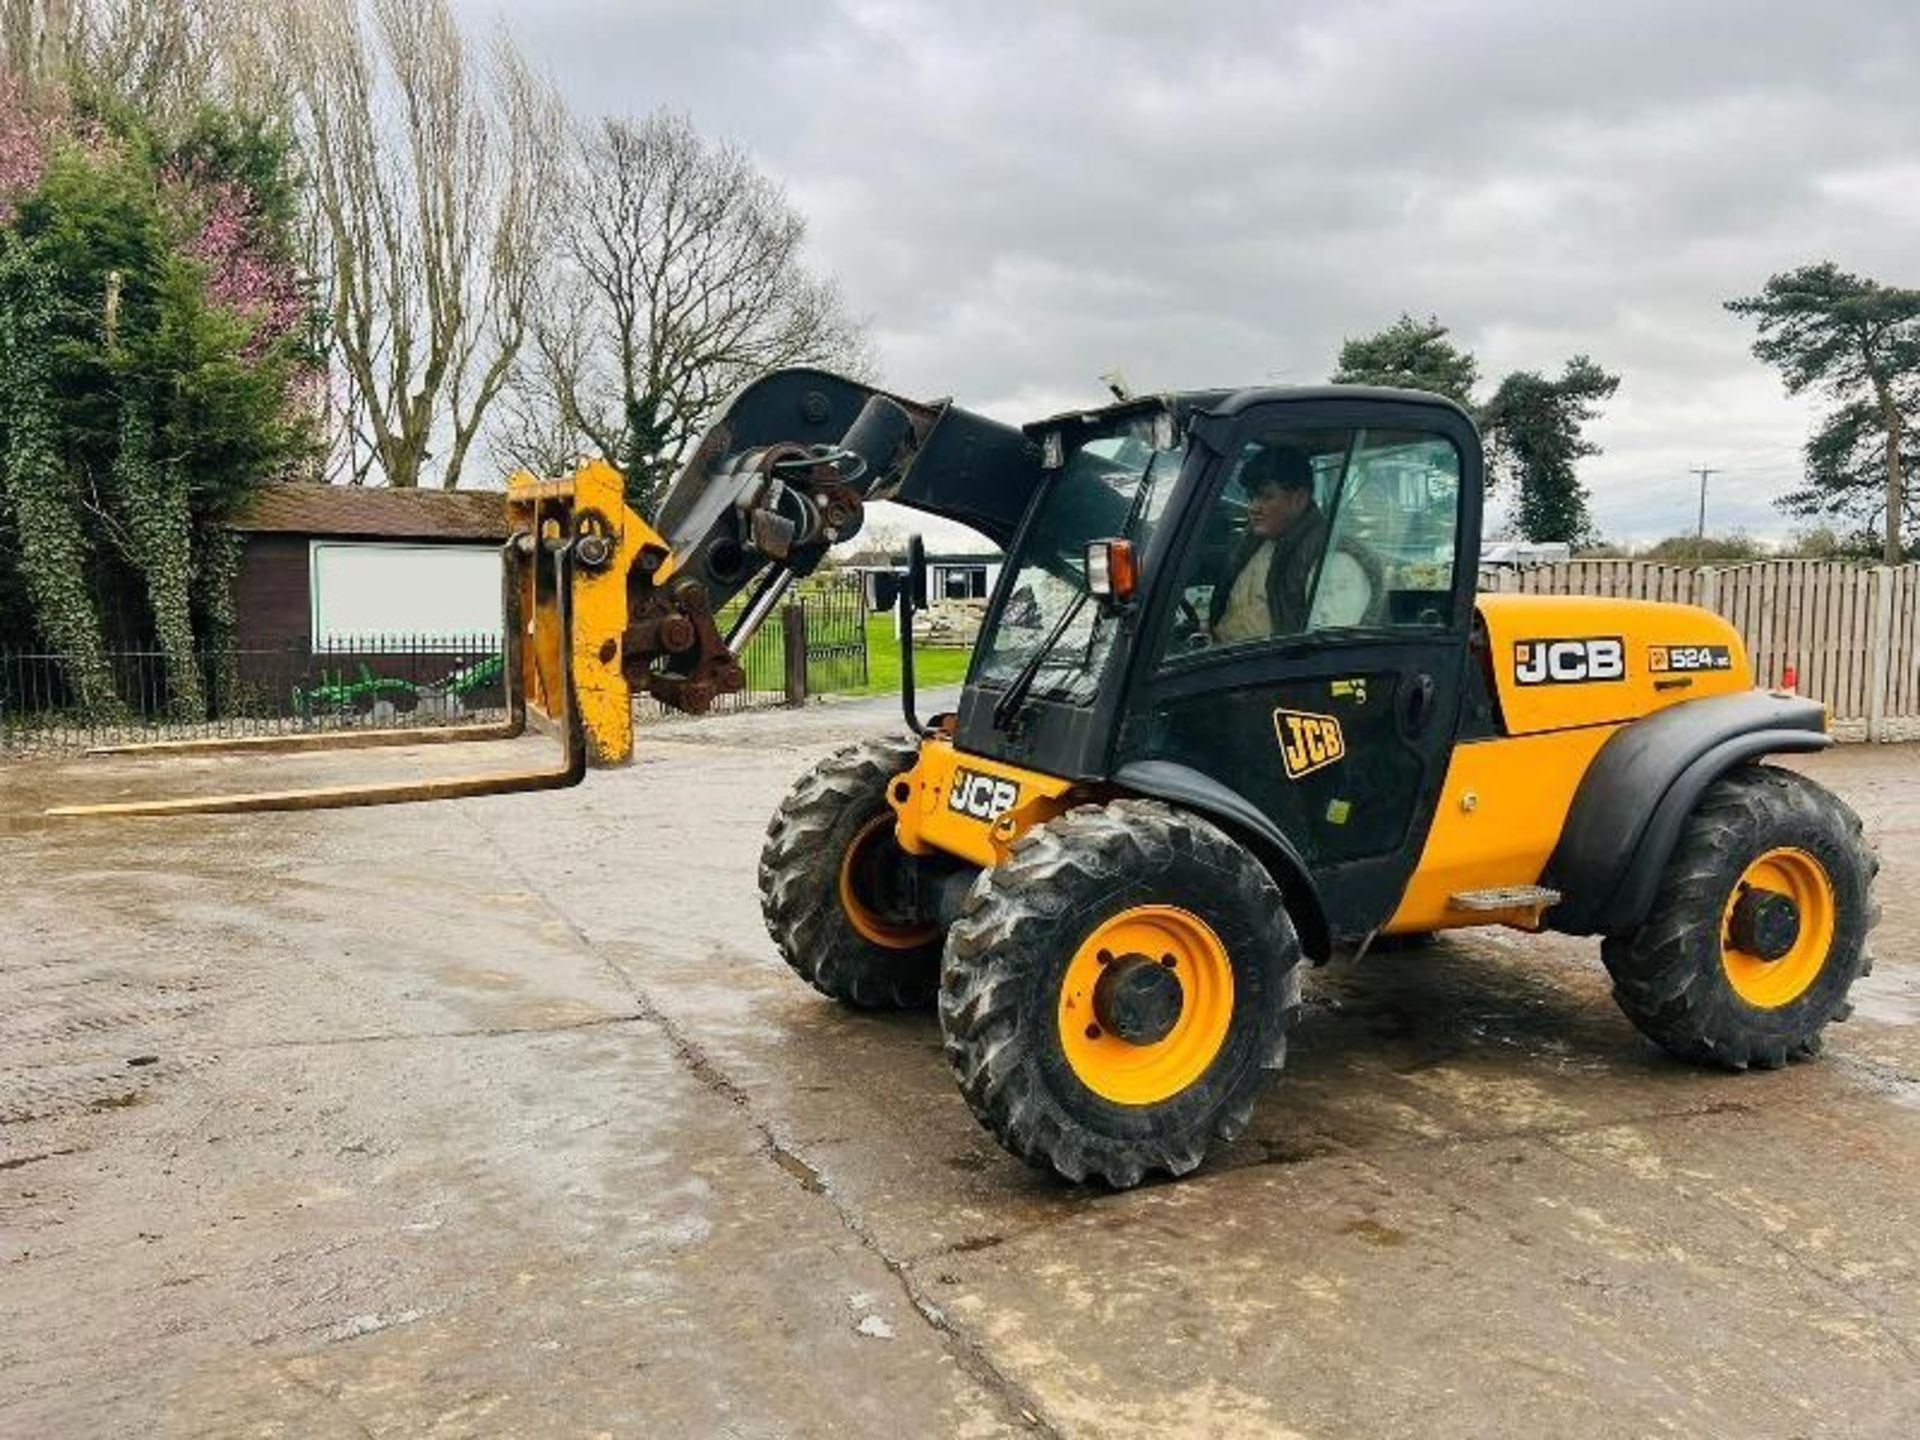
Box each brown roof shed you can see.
[229,486,509,653]
[233,485,509,542]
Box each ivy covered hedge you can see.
[0,77,317,720]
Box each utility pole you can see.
[1690,465,1718,540]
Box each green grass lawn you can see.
[730,592,974,699]
[839,614,972,697]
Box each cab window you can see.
[1158,427,1462,664]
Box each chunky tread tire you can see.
[1602,763,1879,1070]
[940,799,1302,1189]
[760,734,941,1010]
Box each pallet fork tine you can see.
[79,542,534,761]
[48,537,586,819]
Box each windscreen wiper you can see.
[990,586,1090,731]
[988,439,1175,732]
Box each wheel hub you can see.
[1719,847,1836,1010]
[1093,952,1184,1045]
[836,814,938,950]
[1056,905,1235,1106]
[1727,887,1800,962]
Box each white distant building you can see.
[849,552,1004,609]
[1480,540,1571,569]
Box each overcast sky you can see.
[458,0,1919,547]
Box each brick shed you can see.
[230,486,508,652]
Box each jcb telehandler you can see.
[64,369,1879,1188]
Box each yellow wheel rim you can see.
[1057,905,1235,1106]
[837,815,938,950]
[1721,847,1836,1009]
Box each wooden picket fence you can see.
[1481,559,1920,741]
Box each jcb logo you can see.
[948,768,1020,822]
[1514,636,1625,686]
[1274,709,1346,780]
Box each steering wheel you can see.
[1176,595,1211,650]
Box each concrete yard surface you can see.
[3,697,1918,1437]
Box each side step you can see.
[1448,885,1563,913]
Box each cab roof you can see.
[1025,384,1477,436]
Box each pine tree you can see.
[1728,263,1920,564]
[1331,314,1480,407]
[1482,357,1621,546]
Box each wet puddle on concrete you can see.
[1851,970,1920,1027]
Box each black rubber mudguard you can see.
[1543,691,1831,936]
[1114,759,1333,960]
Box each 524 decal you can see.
[1513,636,1625,686]
[1649,643,1732,673]
[948,767,1020,822]
[1274,708,1346,780]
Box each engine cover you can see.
[1477,594,1753,736]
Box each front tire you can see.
[1602,764,1878,1070]
[940,799,1301,1189]
[760,735,942,1010]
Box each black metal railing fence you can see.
[0,634,507,755]
[3,574,871,754]
[791,570,870,697]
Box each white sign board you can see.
[310,541,502,647]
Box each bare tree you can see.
[500,109,869,514]
[2,0,269,115]
[0,0,72,88]
[279,0,559,488]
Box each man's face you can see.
[1248,483,1310,539]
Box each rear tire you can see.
[1602,764,1878,1070]
[940,799,1301,1189]
[760,734,942,1010]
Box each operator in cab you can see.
[1208,446,1327,644]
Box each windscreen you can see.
[972,414,1185,705]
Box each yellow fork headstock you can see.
[506,459,675,769]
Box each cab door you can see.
[1115,398,1482,940]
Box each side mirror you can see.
[1085,538,1137,605]
[907,533,929,610]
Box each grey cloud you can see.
[464,0,1919,543]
